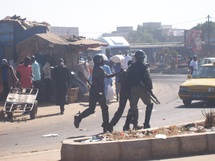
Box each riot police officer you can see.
[123,50,154,130]
[74,54,122,133]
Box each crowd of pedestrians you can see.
[0,50,156,133]
[0,56,71,114]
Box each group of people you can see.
[74,50,155,133]
[0,56,71,115]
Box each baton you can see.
[140,81,160,104]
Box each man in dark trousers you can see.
[108,60,133,132]
[74,54,122,133]
[124,50,154,130]
[53,58,70,114]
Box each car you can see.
[198,57,215,66]
[178,63,215,106]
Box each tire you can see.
[183,99,192,106]
[6,112,13,119]
[30,101,38,119]
[0,110,5,119]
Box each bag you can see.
[110,55,124,64]
[106,85,114,100]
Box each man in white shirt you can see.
[189,55,198,75]
[122,51,131,70]
[43,60,52,102]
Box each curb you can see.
[61,132,215,161]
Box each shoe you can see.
[102,123,110,133]
[133,125,143,130]
[143,123,151,129]
[60,108,64,115]
[107,124,113,133]
[74,112,81,128]
[123,125,130,131]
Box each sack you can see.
[106,85,114,100]
[110,55,124,63]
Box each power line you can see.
[172,17,207,26]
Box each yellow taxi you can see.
[178,63,215,106]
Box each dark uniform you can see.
[74,54,121,133]
[109,60,133,131]
[53,58,70,114]
[125,50,153,130]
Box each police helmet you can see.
[93,54,104,66]
[135,50,145,60]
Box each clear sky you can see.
[1,0,215,38]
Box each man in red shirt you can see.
[16,57,33,88]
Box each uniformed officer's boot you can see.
[143,103,153,129]
[102,123,110,133]
[123,109,133,131]
[132,110,143,130]
[60,105,65,114]
[74,111,82,128]
[102,109,109,133]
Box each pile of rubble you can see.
[79,121,215,143]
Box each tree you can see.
[192,21,215,42]
[127,25,159,43]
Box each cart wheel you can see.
[6,112,13,120]
[30,100,38,119]
[0,110,5,120]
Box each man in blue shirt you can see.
[31,55,41,102]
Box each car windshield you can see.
[193,66,215,78]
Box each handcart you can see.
[4,88,39,120]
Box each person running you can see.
[74,54,122,133]
[108,60,133,132]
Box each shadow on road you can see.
[66,132,104,140]
[175,101,215,109]
[0,112,61,123]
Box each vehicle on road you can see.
[178,63,215,106]
[199,57,215,67]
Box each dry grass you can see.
[202,109,215,128]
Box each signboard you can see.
[184,30,202,52]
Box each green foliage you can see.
[127,21,215,44]
[127,25,159,43]
[192,21,215,33]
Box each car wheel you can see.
[183,99,192,106]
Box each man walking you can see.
[124,50,154,130]
[53,58,71,114]
[108,60,133,132]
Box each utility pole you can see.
[207,15,210,55]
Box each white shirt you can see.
[122,55,131,70]
[189,60,198,70]
[43,62,51,79]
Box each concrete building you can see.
[50,26,79,37]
